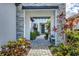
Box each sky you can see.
[66,3,79,18]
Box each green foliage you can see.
[0,38,31,56]
[54,52,63,56]
[49,30,79,56]
[30,32,37,40]
[66,31,79,42]
[49,40,79,56]
[7,40,17,48]
[46,20,51,33]
[46,20,51,29]
[30,31,39,40]
[35,31,40,36]
[44,32,49,40]
[49,44,71,56]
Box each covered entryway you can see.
[23,5,58,56]
[23,5,59,46]
[16,3,65,56]
[16,3,66,46]
[24,9,56,41]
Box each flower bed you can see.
[49,31,79,56]
[0,38,31,56]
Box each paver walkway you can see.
[27,35,52,56]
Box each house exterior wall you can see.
[0,3,16,47]
[24,9,54,40]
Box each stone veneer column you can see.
[16,4,24,39]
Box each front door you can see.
[41,24,45,34]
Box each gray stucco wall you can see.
[0,3,16,47]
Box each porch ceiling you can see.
[22,6,59,9]
[22,3,60,9]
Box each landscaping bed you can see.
[0,38,31,56]
[49,30,79,56]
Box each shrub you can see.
[49,43,77,56]
[65,31,79,43]
[0,38,31,56]
[17,37,31,47]
[44,32,49,40]
[35,31,40,36]
[49,30,79,56]
[30,31,39,40]
[54,52,63,56]
[30,32,37,40]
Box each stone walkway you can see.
[27,35,52,56]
